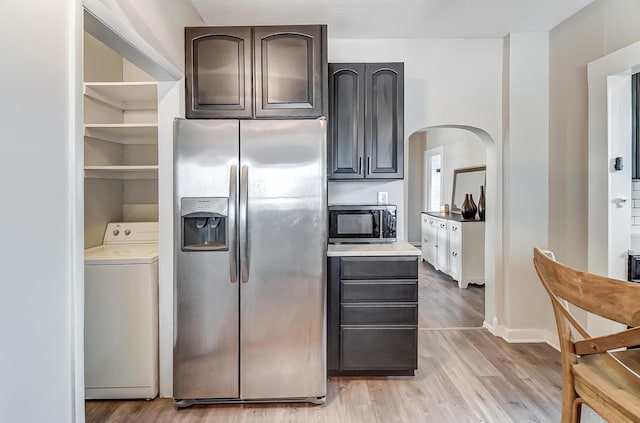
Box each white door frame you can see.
[75,2,183,418]
[424,146,444,212]
[587,39,640,336]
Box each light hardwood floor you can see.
[86,261,576,422]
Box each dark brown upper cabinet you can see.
[185,27,252,119]
[185,25,327,119]
[328,63,404,180]
[254,26,326,118]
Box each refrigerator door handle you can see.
[240,164,250,283]
[229,164,238,283]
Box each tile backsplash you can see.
[633,181,640,227]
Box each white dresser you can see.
[421,212,485,288]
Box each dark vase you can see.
[478,185,486,221]
[461,193,477,220]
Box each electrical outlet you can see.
[377,191,388,205]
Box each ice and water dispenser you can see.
[181,197,228,251]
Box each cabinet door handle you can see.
[452,252,458,257]
[367,156,372,174]
[358,157,362,174]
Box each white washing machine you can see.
[84,222,159,400]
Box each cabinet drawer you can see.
[341,327,417,370]
[341,280,417,302]
[341,256,418,280]
[341,303,417,325]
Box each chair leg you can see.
[571,398,583,423]
[560,386,578,423]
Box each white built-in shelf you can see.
[83,82,158,110]
[84,123,158,144]
[84,165,158,180]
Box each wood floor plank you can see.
[86,260,570,422]
[418,260,485,328]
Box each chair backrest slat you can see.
[533,248,640,328]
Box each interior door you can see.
[239,119,327,400]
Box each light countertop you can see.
[327,242,422,257]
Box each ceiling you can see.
[189,0,595,39]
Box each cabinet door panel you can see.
[341,256,418,280]
[435,220,449,272]
[365,63,404,179]
[185,27,252,119]
[341,304,418,325]
[341,327,417,371]
[328,63,365,179]
[254,26,325,118]
[341,280,417,302]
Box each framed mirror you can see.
[451,166,486,214]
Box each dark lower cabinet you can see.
[341,327,417,371]
[328,255,418,376]
[328,62,404,180]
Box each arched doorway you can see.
[405,124,499,330]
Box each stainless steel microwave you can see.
[328,205,397,244]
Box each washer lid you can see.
[84,243,159,265]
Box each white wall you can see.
[407,132,426,244]
[549,0,640,269]
[425,127,486,210]
[502,33,552,341]
[1,1,83,422]
[89,0,203,71]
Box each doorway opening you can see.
[407,125,494,330]
[76,7,183,413]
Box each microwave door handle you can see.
[240,165,250,283]
[229,165,238,283]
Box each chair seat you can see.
[573,350,640,422]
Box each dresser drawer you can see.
[341,280,417,302]
[341,256,418,280]
[340,326,417,371]
[341,303,417,325]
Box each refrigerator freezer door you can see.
[239,119,327,400]
[173,119,240,399]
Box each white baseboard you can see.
[483,317,559,351]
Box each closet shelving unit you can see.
[83,81,158,180]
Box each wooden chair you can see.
[533,247,640,423]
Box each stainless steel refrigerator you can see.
[173,118,327,406]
